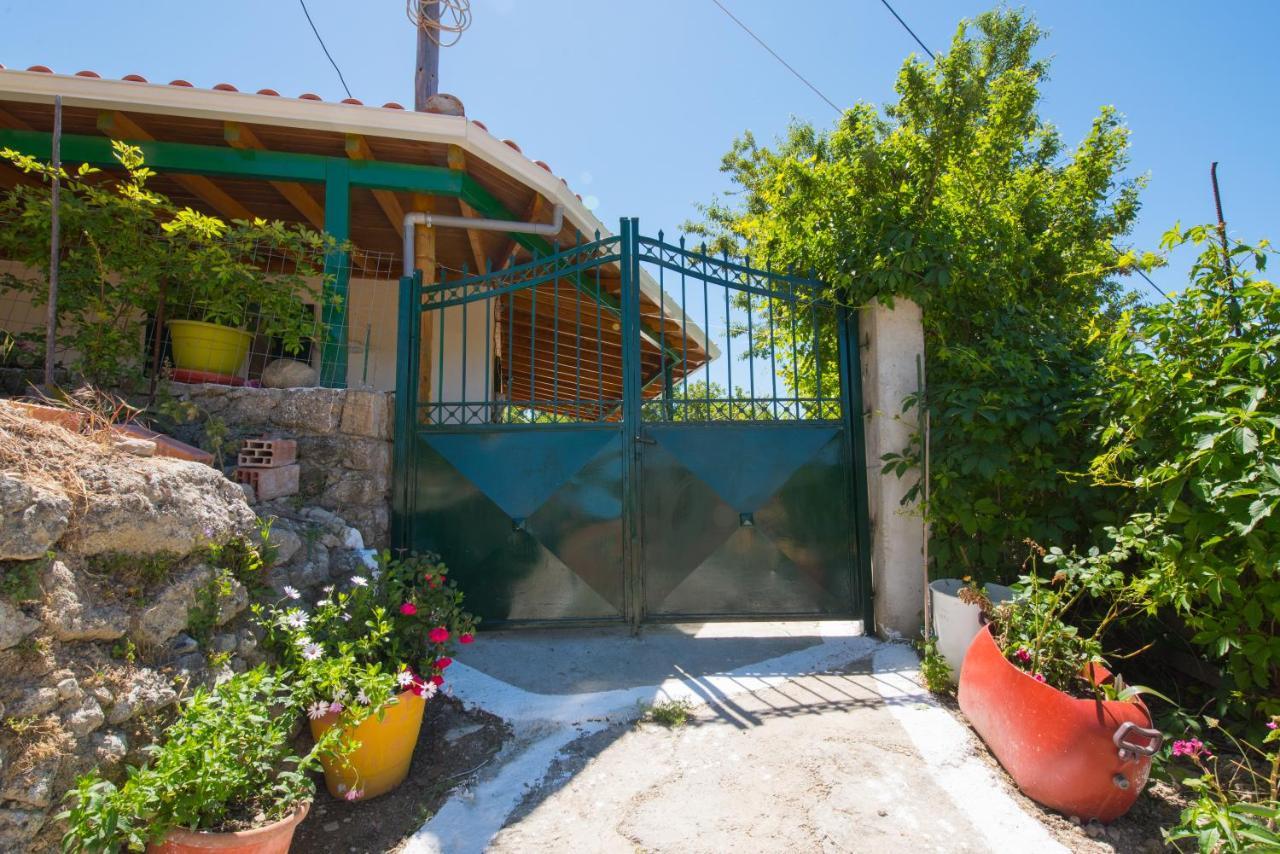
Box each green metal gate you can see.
[392,218,871,626]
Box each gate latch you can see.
[635,435,657,445]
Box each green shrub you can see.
[59,667,336,852]
[1091,228,1279,715]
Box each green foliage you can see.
[0,555,48,603]
[254,551,477,719]
[917,635,953,695]
[1164,716,1280,853]
[643,698,694,727]
[1091,229,1280,714]
[58,667,335,852]
[693,9,1144,581]
[0,143,340,387]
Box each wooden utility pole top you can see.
[414,1,440,111]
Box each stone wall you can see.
[172,385,395,549]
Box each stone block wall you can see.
[172,386,394,548]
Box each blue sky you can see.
[2,0,1276,303]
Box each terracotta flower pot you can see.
[145,801,309,854]
[957,625,1162,822]
[309,689,426,801]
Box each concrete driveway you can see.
[402,622,1065,854]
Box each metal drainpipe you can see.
[402,205,565,277]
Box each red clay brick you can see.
[234,463,300,501]
[237,438,297,468]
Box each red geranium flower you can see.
[459,633,475,644]
[430,674,444,686]
[437,657,453,670]
[428,626,449,644]
[400,602,418,616]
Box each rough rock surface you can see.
[261,358,318,389]
[40,561,129,643]
[61,459,257,557]
[0,474,70,561]
[132,566,248,648]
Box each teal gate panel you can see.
[393,220,872,626]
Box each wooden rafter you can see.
[223,121,325,229]
[494,192,545,270]
[344,134,406,234]
[446,146,490,273]
[97,111,254,221]
[0,107,33,131]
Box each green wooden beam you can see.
[320,159,351,388]
[0,129,462,195]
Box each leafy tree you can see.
[694,9,1147,580]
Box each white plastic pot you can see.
[929,578,1013,683]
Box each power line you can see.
[298,0,353,100]
[708,0,842,115]
[877,0,935,60]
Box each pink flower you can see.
[1032,673,1046,683]
[345,789,363,801]
[307,701,330,720]
[1268,721,1278,730]
[436,657,453,670]
[428,627,449,644]
[329,700,345,715]
[1014,648,1031,664]
[400,602,418,616]
[1172,738,1209,758]
[459,633,475,645]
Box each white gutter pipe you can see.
[402,204,564,277]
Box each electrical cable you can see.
[708,0,842,115]
[298,0,354,100]
[877,0,935,60]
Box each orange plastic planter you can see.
[145,802,308,854]
[958,626,1162,822]
[309,690,426,801]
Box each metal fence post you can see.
[619,218,643,629]
[392,270,423,552]
[837,305,874,622]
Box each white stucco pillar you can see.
[859,299,927,641]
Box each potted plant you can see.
[256,551,477,801]
[59,667,339,853]
[957,541,1165,822]
[928,575,1014,683]
[162,211,336,379]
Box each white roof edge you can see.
[0,68,718,365]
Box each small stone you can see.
[322,821,340,832]
[211,633,238,654]
[173,652,205,675]
[239,482,257,504]
[265,524,302,566]
[92,730,128,766]
[171,633,199,656]
[877,808,888,817]
[91,686,114,706]
[341,527,364,550]
[65,697,105,737]
[0,759,60,808]
[0,600,40,650]
[262,359,318,389]
[111,435,157,456]
[237,629,258,656]
[55,676,82,703]
[107,669,177,725]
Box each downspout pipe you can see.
[402,204,564,277]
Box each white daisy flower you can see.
[302,642,324,661]
[351,575,368,587]
[306,700,329,720]
[283,586,301,600]
[356,689,370,705]
[420,681,438,700]
[396,669,414,687]
[285,610,309,629]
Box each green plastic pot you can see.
[168,320,253,376]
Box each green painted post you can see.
[391,270,423,551]
[837,305,874,623]
[319,160,351,388]
[619,218,643,629]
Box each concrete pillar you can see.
[860,299,927,641]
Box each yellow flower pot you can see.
[309,690,426,801]
[168,319,253,376]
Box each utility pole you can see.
[414,1,440,111]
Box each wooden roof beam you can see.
[223,121,325,229]
[343,134,407,235]
[446,146,490,274]
[97,111,254,221]
[0,107,33,131]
